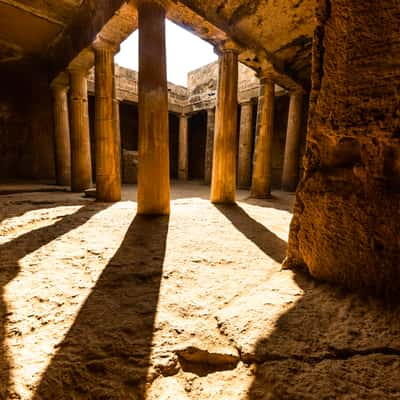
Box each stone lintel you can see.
[241,48,306,93]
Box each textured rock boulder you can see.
[286,0,400,298]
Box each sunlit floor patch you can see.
[3,202,135,398]
[0,185,294,399]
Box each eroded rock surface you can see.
[286,0,400,298]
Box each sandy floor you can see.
[0,182,399,399]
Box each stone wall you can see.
[88,65,188,114]
[119,101,138,151]
[89,62,262,113]
[169,113,180,179]
[0,73,30,179]
[188,111,207,179]
[186,61,263,112]
[0,63,55,180]
[286,0,400,298]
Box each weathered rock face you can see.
[287,0,400,298]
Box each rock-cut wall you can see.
[0,63,55,180]
[286,0,400,298]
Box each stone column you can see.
[178,114,189,180]
[68,68,92,192]
[282,92,304,191]
[94,40,121,202]
[112,66,123,182]
[51,80,71,186]
[238,101,254,188]
[204,107,215,185]
[210,42,239,203]
[251,78,275,198]
[137,1,170,215]
[114,97,122,182]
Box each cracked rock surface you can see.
[0,183,399,399]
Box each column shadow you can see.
[0,202,108,399]
[247,270,400,399]
[214,204,287,263]
[0,198,88,225]
[33,214,169,400]
[241,194,295,213]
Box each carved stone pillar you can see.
[204,107,215,185]
[178,114,189,180]
[210,42,239,203]
[68,68,92,192]
[94,40,121,202]
[238,101,254,188]
[282,92,304,191]
[137,1,170,215]
[114,97,122,182]
[51,78,71,186]
[251,78,275,198]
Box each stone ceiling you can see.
[0,0,85,63]
[0,0,317,91]
[172,0,316,89]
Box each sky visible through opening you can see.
[115,19,218,87]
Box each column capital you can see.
[50,72,69,93]
[67,65,91,76]
[135,0,166,12]
[92,35,120,53]
[51,81,69,95]
[257,70,275,83]
[214,39,240,56]
[290,88,306,97]
[240,100,254,107]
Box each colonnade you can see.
[250,87,304,197]
[51,0,304,216]
[52,45,121,202]
[177,82,304,200]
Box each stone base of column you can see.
[250,191,274,199]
